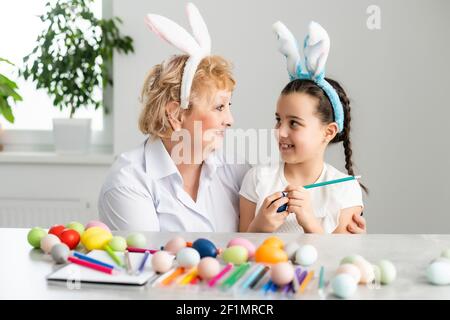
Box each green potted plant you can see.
[0,57,22,151]
[0,57,22,123]
[21,0,134,154]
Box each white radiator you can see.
[0,198,98,228]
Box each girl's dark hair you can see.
[281,78,368,194]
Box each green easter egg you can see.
[66,221,85,236]
[340,254,364,265]
[108,236,127,252]
[126,233,146,248]
[27,227,47,248]
[377,260,396,285]
[441,248,450,259]
[222,245,248,265]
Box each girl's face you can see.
[182,88,234,158]
[275,92,329,164]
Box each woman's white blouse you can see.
[98,137,250,232]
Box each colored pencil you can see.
[304,176,361,189]
[208,263,233,287]
[124,250,133,274]
[221,263,251,289]
[269,281,278,293]
[292,267,302,292]
[127,247,159,254]
[278,176,361,212]
[68,256,114,275]
[190,276,200,285]
[299,270,315,293]
[137,250,150,274]
[295,269,308,293]
[241,264,264,290]
[104,244,123,267]
[162,267,185,286]
[151,268,176,287]
[282,283,291,294]
[72,251,116,270]
[262,279,273,293]
[179,268,198,286]
[318,266,325,290]
[249,266,270,289]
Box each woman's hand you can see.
[284,185,324,233]
[247,192,289,233]
[347,213,367,234]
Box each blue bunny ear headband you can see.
[272,21,344,133]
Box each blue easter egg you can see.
[192,238,217,258]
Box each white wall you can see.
[111,0,450,233]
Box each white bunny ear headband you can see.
[145,3,211,109]
[273,21,344,133]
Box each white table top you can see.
[1,228,450,300]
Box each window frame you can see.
[0,0,113,154]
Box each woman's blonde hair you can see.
[139,54,236,139]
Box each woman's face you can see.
[181,88,234,160]
[275,92,328,164]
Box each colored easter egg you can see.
[80,226,112,251]
[271,262,295,286]
[59,229,80,250]
[222,246,248,265]
[151,251,174,273]
[295,245,318,266]
[284,242,300,261]
[441,248,450,260]
[377,260,396,285]
[331,273,357,299]
[426,261,450,285]
[40,234,61,254]
[126,233,146,248]
[66,221,85,236]
[262,236,284,249]
[336,263,361,283]
[197,257,221,280]
[176,247,200,268]
[85,220,111,232]
[254,245,288,264]
[27,227,47,248]
[48,224,66,238]
[352,257,375,284]
[192,238,218,258]
[51,243,70,264]
[227,238,256,258]
[340,254,364,265]
[164,236,186,254]
[108,236,127,252]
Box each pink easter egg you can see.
[85,220,111,233]
[271,262,295,286]
[227,238,256,258]
[197,257,221,280]
[164,236,187,254]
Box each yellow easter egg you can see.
[80,226,112,251]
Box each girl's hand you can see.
[284,185,324,233]
[347,213,367,234]
[248,192,289,233]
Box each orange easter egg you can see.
[262,236,284,249]
[255,244,288,264]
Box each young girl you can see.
[239,21,367,234]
